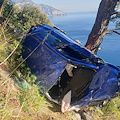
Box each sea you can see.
[49,12,120,66]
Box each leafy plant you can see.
[18,84,47,112]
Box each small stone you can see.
[72,112,81,120]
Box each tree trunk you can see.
[0,0,4,16]
[85,0,118,54]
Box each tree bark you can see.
[85,0,118,54]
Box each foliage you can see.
[2,0,14,18]
[110,2,120,29]
[2,1,52,32]
[111,14,120,29]
[0,0,52,84]
[0,28,37,84]
[19,64,37,84]
[13,5,52,32]
[18,85,47,112]
[93,95,120,120]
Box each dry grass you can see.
[0,68,74,120]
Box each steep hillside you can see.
[0,68,75,120]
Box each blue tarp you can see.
[22,24,120,107]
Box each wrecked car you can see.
[22,24,120,112]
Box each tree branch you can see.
[106,29,116,34]
[113,30,120,35]
[112,12,120,15]
[106,29,120,35]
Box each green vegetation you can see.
[92,95,120,120]
[11,5,52,32]
[2,0,52,32]
[0,0,52,83]
[111,12,120,29]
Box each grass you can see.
[92,96,120,120]
[0,68,73,120]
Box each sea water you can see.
[49,12,120,66]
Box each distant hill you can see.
[12,0,66,16]
[38,4,66,16]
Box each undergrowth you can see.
[92,94,120,120]
[0,69,73,120]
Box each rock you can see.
[72,111,81,120]
[83,112,94,120]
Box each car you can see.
[22,24,120,112]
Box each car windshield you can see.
[39,32,88,61]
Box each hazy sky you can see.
[33,0,101,12]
